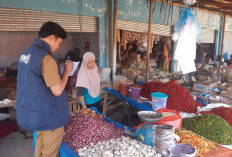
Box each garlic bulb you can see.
[77,136,161,157]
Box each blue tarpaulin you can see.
[103,87,153,111]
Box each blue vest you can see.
[16,38,69,131]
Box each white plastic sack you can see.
[173,18,198,74]
[100,68,111,82]
[179,112,198,119]
[197,103,230,112]
[0,113,10,121]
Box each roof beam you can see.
[196,0,232,7]
[153,0,232,16]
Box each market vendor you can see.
[16,21,73,157]
[195,44,205,64]
[75,52,102,112]
[227,55,232,65]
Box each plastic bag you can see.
[0,113,10,121]
[156,108,182,129]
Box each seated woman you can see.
[75,52,102,112]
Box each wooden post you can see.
[146,0,153,82]
[218,14,226,80]
[112,0,118,77]
[107,0,113,72]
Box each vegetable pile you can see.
[0,87,12,101]
[182,114,232,145]
[63,109,123,153]
[0,77,17,88]
[199,107,232,127]
[0,87,16,101]
[141,81,202,113]
[77,136,161,157]
[175,128,216,156]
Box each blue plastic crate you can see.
[33,107,134,157]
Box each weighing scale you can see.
[136,111,163,146]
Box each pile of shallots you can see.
[63,109,123,153]
[78,136,161,157]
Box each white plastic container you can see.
[100,67,111,82]
[151,92,168,111]
[113,75,127,91]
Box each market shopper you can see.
[16,21,73,157]
[75,52,102,112]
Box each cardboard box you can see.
[198,75,208,81]
[228,78,232,83]
[175,79,184,84]
[160,78,169,83]
[193,82,213,93]
[192,92,211,105]
[216,83,228,90]
[221,91,232,100]
[154,78,169,83]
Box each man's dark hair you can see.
[38,21,67,39]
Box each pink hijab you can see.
[76,52,100,98]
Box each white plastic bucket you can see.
[151,92,168,111]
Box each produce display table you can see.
[32,106,232,157]
[0,99,16,109]
[33,107,134,157]
[102,87,153,115]
[202,144,232,157]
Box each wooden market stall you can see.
[110,0,232,156]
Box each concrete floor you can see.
[0,128,34,157]
[0,103,140,157]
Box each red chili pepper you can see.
[200,107,232,127]
[141,81,202,113]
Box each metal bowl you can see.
[137,111,163,123]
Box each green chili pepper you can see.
[183,114,232,145]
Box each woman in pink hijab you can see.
[76,52,101,112]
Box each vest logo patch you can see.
[20,54,31,64]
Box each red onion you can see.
[63,114,123,153]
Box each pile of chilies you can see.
[175,128,216,156]
[199,107,232,127]
[63,109,123,153]
[141,81,202,113]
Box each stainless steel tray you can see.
[137,111,163,123]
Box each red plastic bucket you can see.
[119,81,133,96]
[128,85,142,99]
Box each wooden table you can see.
[203,144,232,157]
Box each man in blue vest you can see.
[16,21,73,157]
